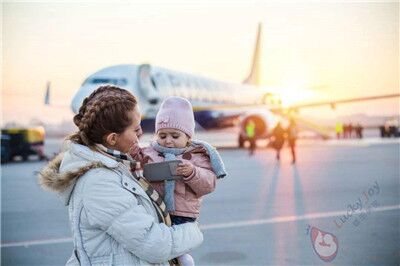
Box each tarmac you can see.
[1,131,399,265]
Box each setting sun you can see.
[265,86,318,108]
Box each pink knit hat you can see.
[155,96,195,138]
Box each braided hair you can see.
[68,85,138,148]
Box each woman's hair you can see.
[68,85,138,148]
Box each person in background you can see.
[286,119,298,164]
[348,123,354,139]
[355,123,364,139]
[270,122,285,162]
[343,123,348,139]
[335,122,344,139]
[245,119,256,156]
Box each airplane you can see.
[69,24,284,141]
[48,23,399,147]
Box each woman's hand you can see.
[176,162,194,177]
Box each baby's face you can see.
[156,128,190,148]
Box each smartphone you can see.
[143,160,183,181]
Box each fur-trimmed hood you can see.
[38,152,103,190]
[38,142,119,205]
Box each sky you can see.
[2,1,399,125]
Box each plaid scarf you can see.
[95,144,172,226]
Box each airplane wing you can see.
[191,93,400,113]
[271,93,400,140]
[276,93,400,113]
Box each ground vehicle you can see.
[1,127,46,162]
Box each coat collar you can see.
[69,142,120,169]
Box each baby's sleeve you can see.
[182,153,217,197]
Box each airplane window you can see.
[169,75,181,87]
[200,79,209,90]
[152,72,167,89]
[90,78,127,86]
[184,79,190,89]
[118,79,127,86]
[192,79,200,90]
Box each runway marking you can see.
[2,204,399,248]
[1,237,73,248]
[201,204,400,230]
[325,138,400,147]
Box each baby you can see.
[132,96,227,266]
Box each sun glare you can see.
[279,88,316,107]
[265,86,316,108]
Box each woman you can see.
[39,85,203,265]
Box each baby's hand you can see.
[176,162,194,177]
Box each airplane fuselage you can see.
[71,64,281,132]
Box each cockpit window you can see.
[87,78,127,86]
